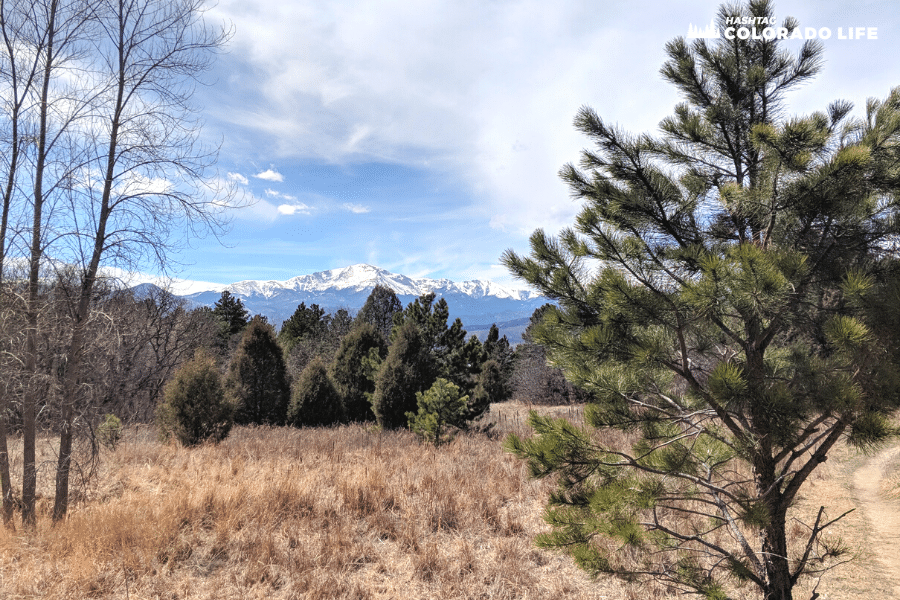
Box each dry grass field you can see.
[0,403,895,600]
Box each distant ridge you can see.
[176,264,546,343]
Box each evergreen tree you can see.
[212,290,249,337]
[156,349,232,446]
[226,316,290,425]
[372,322,430,429]
[447,334,487,396]
[503,2,900,598]
[323,308,354,357]
[481,324,514,402]
[466,359,503,421]
[279,302,327,354]
[355,284,403,340]
[407,378,469,446]
[392,292,473,387]
[280,304,353,376]
[330,322,388,421]
[288,358,344,427]
[510,305,593,405]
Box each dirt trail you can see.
[852,444,900,597]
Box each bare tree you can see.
[9,0,95,529]
[50,0,232,522]
[95,286,218,423]
[1,0,232,526]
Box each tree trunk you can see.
[0,403,13,528]
[51,403,74,523]
[762,505,793,600]
[52,316,86,523]
[22,0,60,530]
[21,330,37,528]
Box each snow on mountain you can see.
[180,264,546,342]
[219,264,540,301]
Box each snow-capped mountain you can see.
[180,264,547,342]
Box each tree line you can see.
[157,284,530,446]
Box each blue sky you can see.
[160,0,899,292]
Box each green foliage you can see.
[481,324,514,400]
[281,305,354,378]
[212,291,249,338]
[226,316,290,426]
[355,284,403,341]
[157,349,232,446]
[501,2,900,597]
[391,292,488,398]
[279,302,327,354]
[330,323,388,421]
[372,322,429,429]
[288,358,344,427]
[97,413,122,450]
[406,378,468,446]
[465,359,503,422]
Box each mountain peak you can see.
[180,264,546,342]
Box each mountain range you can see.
[177,264,547,343]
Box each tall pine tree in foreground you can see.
[503,2,900,599]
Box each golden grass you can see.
[0,405,891,599]
[0,423,632,599]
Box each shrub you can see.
[407,378,468,446]
[97,413,123,450]
[157,349,232,446]
[288,358,345,427]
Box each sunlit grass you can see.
[0,421,630,599]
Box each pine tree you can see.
[503,2,900,598]
[288,358,344,427]
[279,302,327,354]
[156,349,232,446]
[226,316,290,426]
[330,323,388,421]
[466,359,503,421]
[355,284,403,340]
[392,292,472,386]
[510,306,593,405]
[372,322,430,429]
[213,290,249,337]
[407,378,468,446]
[481,324,514,402]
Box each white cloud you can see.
[277,203,312,216]
[203,0,693,235]
[253,168,284,182]
[265,188,298,200]
[204,0,900,250]
[342,203,370,214]
[227,172,249,185]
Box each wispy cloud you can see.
[227,172,249,185]
[277,203,312,216]
[265,188,297,200]
[254,168,284,182]
[342,203,370,214]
